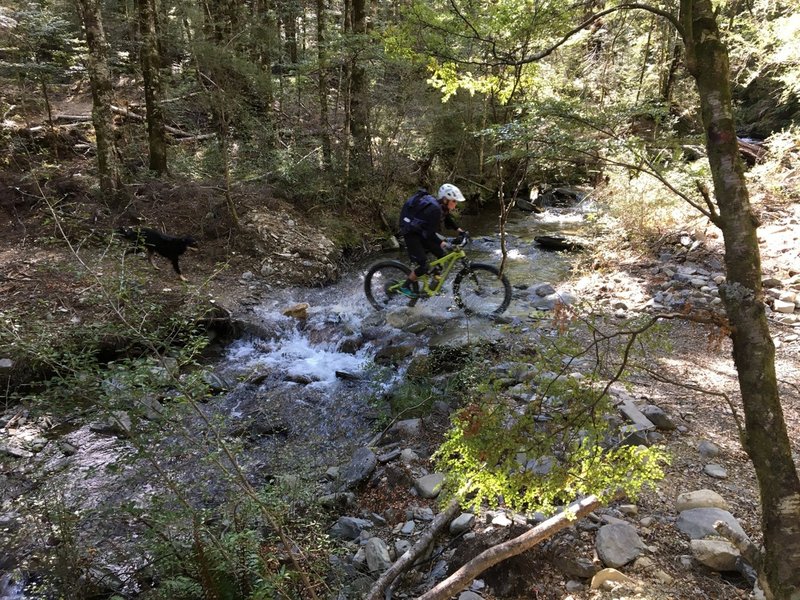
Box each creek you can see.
[0,200,595,599]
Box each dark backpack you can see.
[399,190,438,236]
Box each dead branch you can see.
[52,108,215,142]
[365,499,460,600]
[52,114,94,123]
[173,133,217,142]
[415,495,604,600]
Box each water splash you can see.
[224,322,371,387]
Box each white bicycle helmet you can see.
[437,183,465,203]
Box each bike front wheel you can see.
[453,263,512,316]
[364,260,418,310]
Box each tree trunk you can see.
[282,9,299,64]
[316,0,332,170]
[347,0,371,179]
[680,1,800,598]
[74,0,121,203]
[137,0,168,174]
[659,42,681,103]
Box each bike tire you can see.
[453,263,512,316]
[364,260,419,310]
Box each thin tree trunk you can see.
[348,0,370,179]
[40,80,59,161]
[660,42,681,103]
[635,15,654,104]
[680,1,800,598]
[137,0,168,174]
[316,0,332,169]
[74,0,121,203]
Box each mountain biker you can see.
[397,183,466,298]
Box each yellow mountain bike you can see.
[363,233,512,316]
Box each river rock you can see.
[703,464,729,479]
[58,441,79,456]
[0,443,33,459]
[450,513,475,535]
[676,508,747,540]
[774,299,795,313]
[415,473,445,498]
[556,555,599,579]
[566,580,585,592]
[374,341,416,365]
[400,448,419,464]
[365,537,392,572]
[388,418,423,440]
[640,405,676,430]
[395,539,411,556]
[400,520,415,535]
[590,568,634,590]
[533,283,556,297]
[414,506,435,521]
[698,440,721,459]
[458,592,484,600]
[530,291,577,310]
[89,411,132,437]
[690,539,740,571]
[595,523,645,567]
[319,492,356,509]
[329,516,372,540]
[339,447,377,490]
[202,370,232,392]
[676,489,729,512]
[282,302,310,319]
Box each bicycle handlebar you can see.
[450,231,470,248]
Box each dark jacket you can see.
[401,192,459,240]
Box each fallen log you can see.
[365,499,460,600]
[415,494,604,600]
[738,138,766,166]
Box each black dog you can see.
[117,227,198,281]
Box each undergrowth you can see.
[433,310,671,516]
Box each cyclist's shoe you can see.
[397,283,418,298]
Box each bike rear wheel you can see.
[453,263,512,316]
[364,260,419,310]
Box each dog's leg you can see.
[171,257,187,281]
[147,249,160,270]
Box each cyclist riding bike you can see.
[398,183,466,298]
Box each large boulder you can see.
[676,508,747,541]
